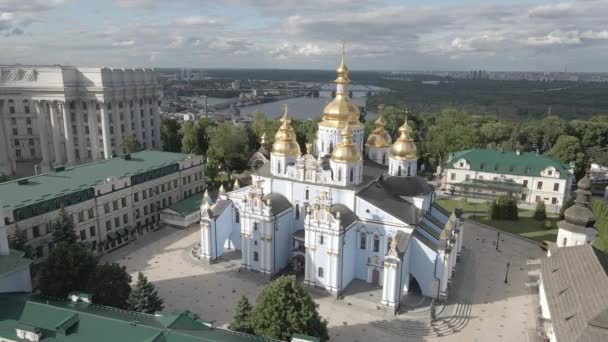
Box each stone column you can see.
[76,101,87,163]
[133,96,144,145]
[87,100,100,160]
[61,101,76,165]
[114,98,123,155]
[152,96,161,149]
[0,99,12,175]
[35,100,52,172]
[49,101,64,166]
[99,100,112,159]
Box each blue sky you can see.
[1,0,607,71]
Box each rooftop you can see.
[0,293,282,342]
[0,249,31,278]
[166,194,204,216]
[447,149,572,179]
[0,151,193,212]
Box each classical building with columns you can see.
[0,65,161,176]
[198,53,464,310]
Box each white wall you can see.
[0,267,32,293]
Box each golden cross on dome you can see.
[341,40,346,59]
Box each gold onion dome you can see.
[272,106,301,157]
[331,121,362,163]
[320,46,361,128]
[366,107,392,148]
[390,119,417,160]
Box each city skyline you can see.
[1,0,608,72]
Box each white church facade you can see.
[198,54,464,309]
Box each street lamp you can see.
[504,262,510,284]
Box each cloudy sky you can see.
[1,0,607,71]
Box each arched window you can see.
[382,153,386,164]
[360,233,366,249]
[407,164,411,176]
[253,251,259,262]
[563,237,567,246]
[295,204,300,220]
[397,166,402,176]
[277,161,281,174]
[373,235,380,252]
[387,237,393,251]
[319,234,324,245]
[318,267,324,278]
[349,168,354,182]
[329,142,334,154]
[235,210,240,223]
[338,169,342,181]
[305,189,309,200]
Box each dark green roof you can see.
[0,249,31,277]
[0,293,282,342]
[0,151,192,212]
[447,149,572,179]
[165,194,204,216]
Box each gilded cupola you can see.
[390,118,417,160]
[331,122,362,163]
[272,106,301,157]
[319,45,361,128]
[365,106,392,148]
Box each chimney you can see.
[516,149,521,156]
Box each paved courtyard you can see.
[102,220,544,342]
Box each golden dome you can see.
[331,122,362,163]
[272,106,301,157]
[366,108,392,148]
[390,119,417,160]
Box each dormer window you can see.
[459,162,464,168]
[548,170,553,175]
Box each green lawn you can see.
[436,198,559,243]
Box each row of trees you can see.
[230,276,329,341]
[36,208,164,313]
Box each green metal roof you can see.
[0,151,191,212]
[0,249,31,277]
[447,149,572,179]
[0,293,284,342]
[458,179,526,192]
[165,194,204,216]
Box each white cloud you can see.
[175,16,220,26]
[112,40,136,47]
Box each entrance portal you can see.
[409,275,422,294]
[371,269,380,286]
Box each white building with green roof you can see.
[0,150,205,262]
[443,149,574,208]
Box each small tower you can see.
[556,175,598,248]
[365,105,392,165]
[388,115,418,177]
[270,105,301,176]
[330,121,363,186]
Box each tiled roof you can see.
[447,149,572,179]
[0,151,193,211]
[0,293,283,342]
[540,245,608,341]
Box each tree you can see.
[250,275,329,341]
[87,263,132,309]
[52,207,78,245]
[180,121,198,154]
[122,134,142,153]
[488,200,499,220]
[534,201,547,221]
[592,199,608,255]
[559,197,575,220]
[39,243,97,298]
[207,122,250,175]
[251,111,280,144]
[230,296,254,334]
[128,272,164,314]
[161,118,182,152]
[195,118,216,156]
[548,135,589,179]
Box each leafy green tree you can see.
[39,243,97,297]
[195,118,216,156]
[161,118,182,152]
[592,200,608,255]
[208,122,249,175]
[8,229,32,258]
[250,275,329,341]
[292,119,319,151]
[488,200,499,220]
[251,111,280,145]
[534,201,547,221]
[52,207,78,245]
[559,197,575,220]
[180,121,198,154]
[122,134,143,154]
[230,296,254,334]
[87,263,132,309]
[127,272,164,314]
[548,135,589,179]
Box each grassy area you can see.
[436,198,559,243]
[471,216,559,243]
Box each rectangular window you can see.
[253,252,259,262]
[135,209,140,218]
[318,267,324,278]
[32,225,40,238]
[360,234,366,249]
[35,246,43,258]
[24,106,30,114]
[168,182,172,191]
[106,220,111,231]
[523,180,528,187]
[88,208,94,219]
[113,200,118,210]
[319,235,324,245]
[104,203,110,214]
[122,197,127,207]
[123,214,128,224]
[26,118,31,125]
[465,174,470,181]
[78,212,84,222]
[114,217,120,227]
[80,230,86,241]
[520,194,526,201]
[134,193,139,202]
[551,197,557,205]
[144,206,148,215]
[537,181,543,190]
[553,183,559,192]
[90,226,96,237]
[373,237,380,252]
[142,190,147,200]
[174,180,178,188]
[161,184,165,192]
[450,173,456,181]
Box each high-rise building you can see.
[0,66,162,176]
